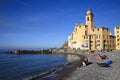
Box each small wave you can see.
[23,58,82,80]
[23,71,50,80]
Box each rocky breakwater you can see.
[10,49,55,54]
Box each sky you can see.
[0,0,120,50]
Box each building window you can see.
[90,41,93,43]
[117,35,119,37]
[84,36,85,39]
[96,35,98,38]
[117,39,119,41]
[117,31,119,33]
[91,35,93,39]
[93,29,94,32]
[73,41,76,43]
[87,17,89,21]
[90,35,93,39]
[107,40,109,43]
[98,35,100,38]
[103,40,106,43]
[97,40,100,42]
[96,35,100,39]
[104,44,107,47]
[118,43,119,45]
[98,28,99,31]
[86,36,88,39]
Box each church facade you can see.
[68,9,116,51]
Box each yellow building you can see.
[68,23,87,49]
[68,9,116,51]
[114,26,120,50]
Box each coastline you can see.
[27,50,120,80]
[23,53,86,80]
[3,49,120,80]
[0,52,73,80]
[8,49,120,80]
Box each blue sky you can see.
[0,0,120,50]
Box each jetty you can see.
[10,49,55,54]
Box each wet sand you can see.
[65,50,120,80]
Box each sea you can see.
[0,50,76,80]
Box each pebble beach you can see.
[65,50,120,80]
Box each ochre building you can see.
[114,26,120,50]
[68,9,116,51]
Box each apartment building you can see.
[68,9,116,51]
[114,26,120,50]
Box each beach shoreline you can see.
[23,53,86,80]
[22,50,120,80]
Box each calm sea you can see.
[0,51,70,80]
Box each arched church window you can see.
[87,17,89,21]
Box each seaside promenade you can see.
[65,50,120,80]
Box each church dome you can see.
[87,8,93,15]
[86,8,94,16]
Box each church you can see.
[68,9,116,51]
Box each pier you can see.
[10,49,55,54]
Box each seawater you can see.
[0,51,73,80]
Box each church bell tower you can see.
[86,8,94,35]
